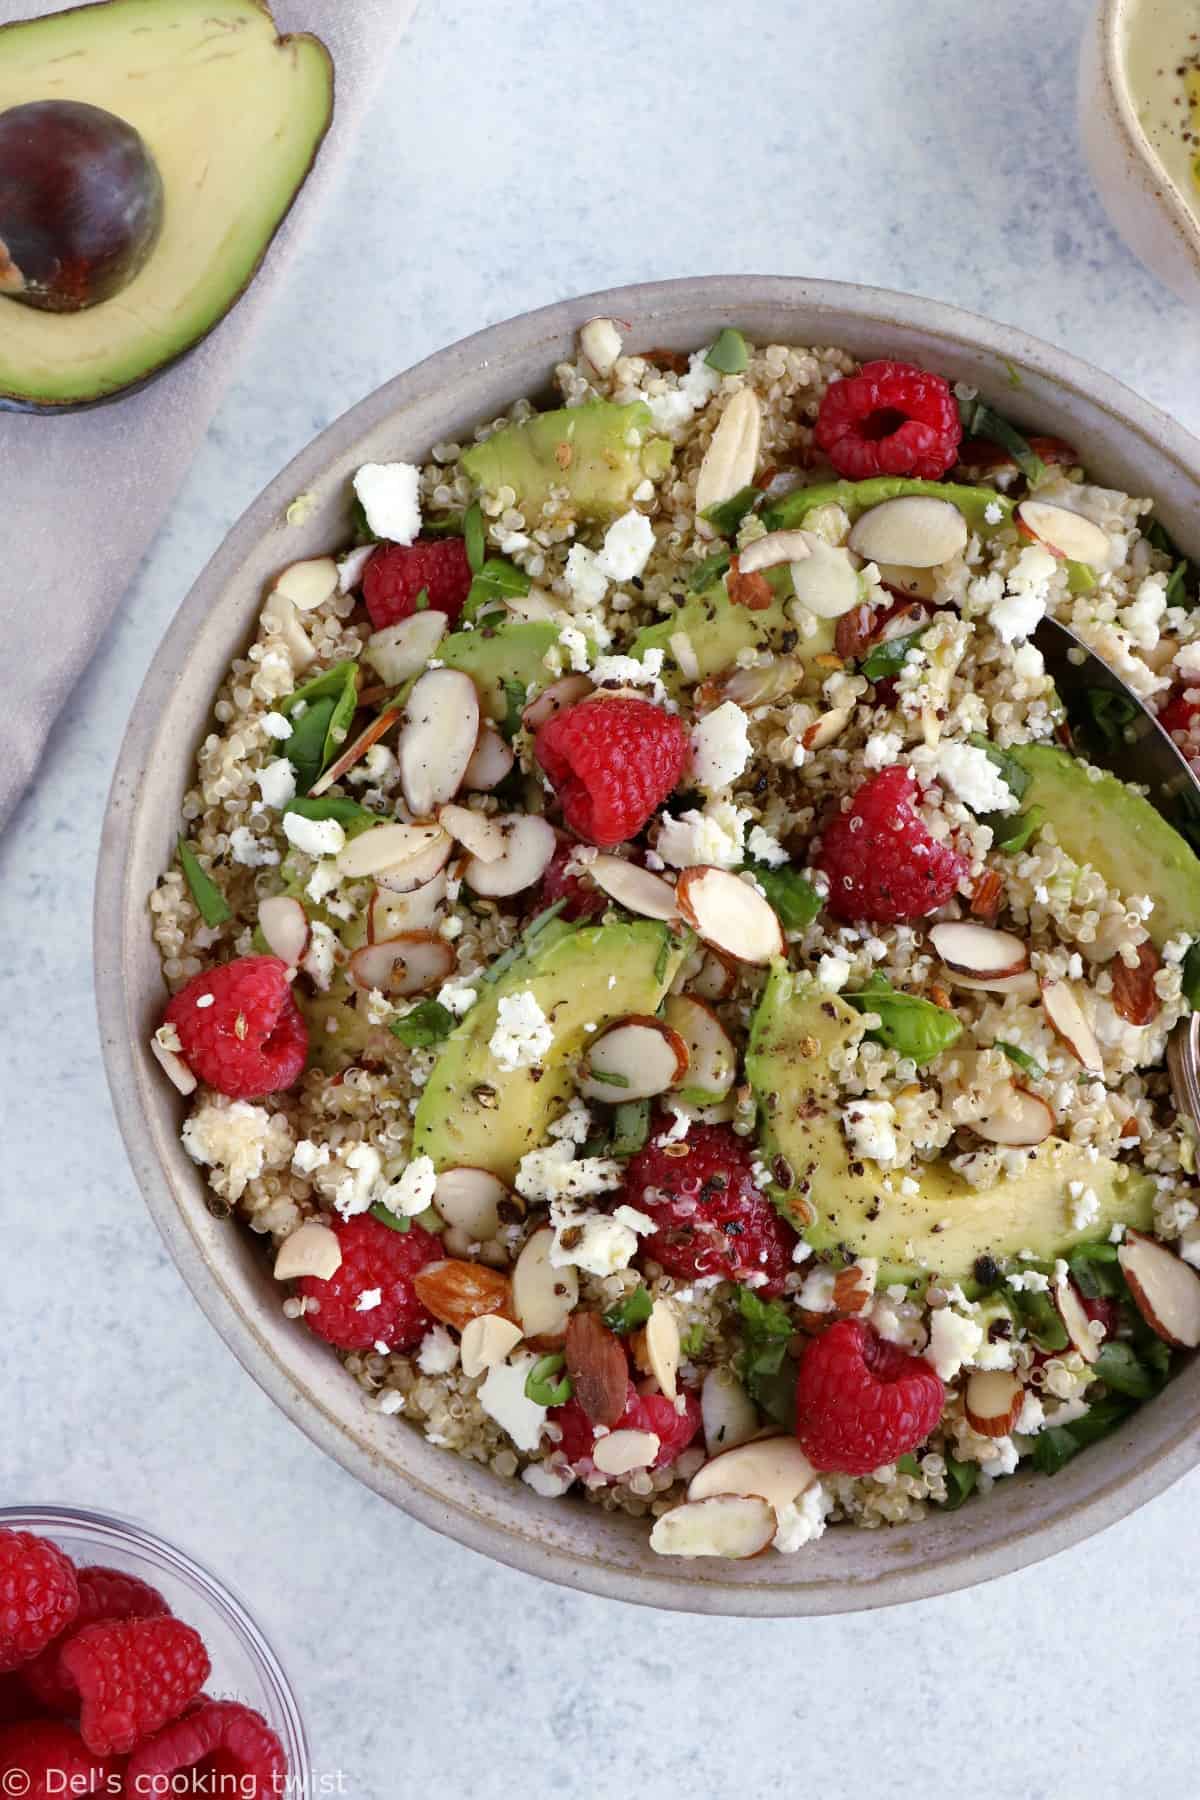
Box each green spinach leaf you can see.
[845,975,962,1067]
[177,838,231,928]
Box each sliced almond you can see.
[460,1314,524,1378]
[512,1227,578,1338]
[689,948,738,1002]
[645,1299,681,1401]
[942,967,1041,1000]
[399,668,480,817]
[1040,978,1103,1075]
[347,931,455,996]
[650,1494,776,1559]
[1119,1229,1200,1348]
[375,837,456,895]
[273,1220,343,1282]
[578,1015,689,1103]
[676,866,785,964]
[1054,1274,1101,1363]
[336,822,452,884]
[930,922,1029,979]
[434,1167,510,1240]
[258,895,310,966]
[695,388,762,535]
[505,588,564,625]
[592,1429,661,1476]
[580,316,623,376]
[972,1082,1055,1146]
[309,706,405,797]
[669,631,700,681]
[464,814,556,897]
[149,1031,197,1096]
[589,856,680,922]
[700,1368,759,1456]
[663,994,736,1101]
[523,674,594,732]
[688,1436,816,1514]
[274,556,339,612]
[260,592,315,672]
[564,1311,629,1426]
[873,561,938,601]
[736,529,814,574]
[801,705,854,751]
[369,871,447,940]
[848,495,968,568]
[1017,499,1111,565]
[788,534,863,619]
[695,654,807,712]
[363,611,449,687]
[438,803,507,863]
[463,726,515,791]
[337,544,375,595]
[963,1368,1024,1436]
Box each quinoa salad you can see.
[149,322,1200,1563]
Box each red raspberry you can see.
[552,1380,701,1470]
[535,697,690,847]
[622,1121,797,1296]
[124,1699,287,1799]
[0,1719,118,1797]
[0,1530,78,1673]
[298,1214,441,1353]
[60,1616,210,1756]
[537,840,608,921]
[164,955,308,1099]
[1158,688,1200,757]
[795,1318,944,1474]
[815,360,962,481]
[362,537,472,630]
[23,1566,169,1713]
[816,765,967,923]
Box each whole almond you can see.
[564,1311,629,1426]
[412,1259,514,1331]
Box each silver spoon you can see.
[1033,614,1200,1128]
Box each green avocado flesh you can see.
[1008,743,1200,950]
[632,573,835,684]
[413,920,689,1181]
[746,965,1154,1284]
[761,477,1012,536]
[462,402,672,522]
[0,0,333,408]
[436,619,560,721]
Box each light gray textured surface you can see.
[2,0,1197,1794]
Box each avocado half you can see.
[0,0,333,411]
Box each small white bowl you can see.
[1080,0,1200,305]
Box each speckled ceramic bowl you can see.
[1080,0,1200,306]
[97,276,1200,1615]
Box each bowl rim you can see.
[96,274,1200,1615]
[1093,0,1200,269]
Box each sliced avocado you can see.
[412,919,690,1180]
[462,402,672,522]
[436,619,561,722]
[1007,743,1200,950]
[0,0,332,410]
[746,965,1154,1284]
[631,572,835,687]
[761,477,1011,537]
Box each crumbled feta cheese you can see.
[924,740,1016,814]
[559,625,591,673]
[745,823,788,867]
[352,461,422,545]
[417,1325,459,1374]
[816,954,851,993]
[376,1154,437,1221]
[305,860,341,905]
[301,920,337,991]
[774,1482,833,1552]
[690,701,751,793]
[181,1098,293,1202]
[984,499,1004,526]
[228,826,280,868]
[332,1143,383,1220]
[262,711,293,741]
[591,648,664,690]
[842,1098,899,1168]
[522,1460,575,1497]
[477,1353,548,1452]
[798,1267,836,1311]
[863,729,903,771]
[655,800,748,870]
[336,543,375,595]
[596,509,655,584]
[488,990,553,1071]
[1006,1268,1050,1293]
[282,811,346,858]
[1015,1392,1046,1435]
[563,543,609,611]
[989,543,1056,642]
[548,1098,593,1145]
[515,1142,622,1204]
[1068,1184,1101,1232]
[292,1139,330,1177]
[256,757,296,811]
[1011,641,1045,683]
[549,1201,644,1275]
[927,1307,984,1381]
[1174,640,1200,682]
[354,1288,382,1313]
[436,978,478,1018]
[654,1105,691,1147]
[1120,577,1167,651]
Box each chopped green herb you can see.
[1008,1284,1068,1353]
[859,625,929,681]
[940,1452,978,1510]
[957,392,1044,484]
[280,660,360,793]
[1066,560,1096,596]
[995,1041,1046,1081]
[348,496,376,542]
[687,548,733,594]
[734,1285,797,1429]
[479,899,570,986]
[705,328,750,375]
[845,975,962,1067]
[413,587,430,612]
[1146,518,1182,560]
[609,1099,651,1157]
[177,837,231,928]
[1032,1397,1135,1474]
[500,677,527,742]
[700,484,762,539]
[966,734,1031,805]
[525,1353,572,1406]
[1066,1240,1124,1300]
[983,804,1045,854]
[742,863,821,931]
[588,1067,630,1089]
[464,501,485,574]
[896,1453,922,1477]
[283,794,375,834]
[604,1286,653,1334]
[389,999,456,1049]
[680,1323,706,1358]
[1165,559,1191,608]
[369,1201,411,1234]
[1093,1340,1167,1400]
[463,556,532,624]
[1081,688,1139,753]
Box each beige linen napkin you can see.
[0,0,417,828]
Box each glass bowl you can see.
[0,1506,309,1791]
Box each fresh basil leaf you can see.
[283,795,375,835]
[701,484,762,539]
[681,1323,706,1357]
[845,978,962,1067]
[1032,1426,1078,1476]
[478,899,569,991]
[280,660,360,792]
[500,677,527,742]
[742,862,821,930]
[1033,1397,1135,1473]
[982,803,1044,854]
[1093,1340,1165,1400]
[687,548,733,594]
[734,1285,797,1429]
[177,837,231,928]
[609,1099,651,1157]
[464,502,485,574]
[369,1201,411,1234]
[1067,1241,1124,1300]
[705,328,750,375]
[940,1452,978,1511]
[389,999,455,1048]
[995,1041,1045,1080]
[966,734,1031,804]
[464,556,531,624]
[1008,1285,1069,1353]
[348,496,377,542]
[588,1067,630,1090]
[860,625,929,681]
[604,1286,653,1334]
[956,393,1046,486]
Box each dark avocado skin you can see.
[0,0,334,413]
